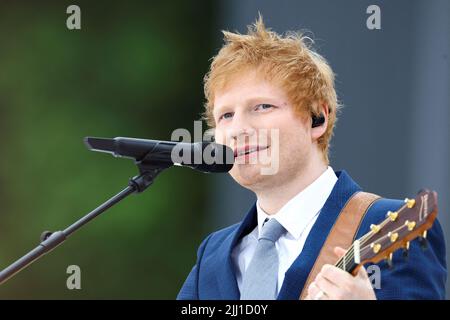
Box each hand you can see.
[305,247,377,300]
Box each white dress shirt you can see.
[232,166,338,295]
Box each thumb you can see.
[333,246,347,259]
[356,265,370,280]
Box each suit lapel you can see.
[212,203,258,299]
[277,170,362,300]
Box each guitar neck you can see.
[334,191,438,276]
[335,242,359,274]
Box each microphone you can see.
[84,137,234,173]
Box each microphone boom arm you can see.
[0,148,169,286]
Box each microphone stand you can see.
[0,154,169,285]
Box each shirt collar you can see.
[256,166,338,240]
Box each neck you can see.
[256,156,328,215]
[336,242,359,274]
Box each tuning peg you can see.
[405,220,416,231]
[402,242,410,260]
[404,198,416,208]
[386,211,398,221]
[418,236,428,251]
[370,224,381,234]
[385,253,394,269]
[371,243,381,254]
[402,248,409,260]
[388,232,399,243]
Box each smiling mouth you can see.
[234,145,270,158]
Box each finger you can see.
[333,246,347,259]
[356,265,369,280]
[308,281,330,300]
[320,264,354,286]
[307,281,321,298]
[315,274,341,299]
[356,265,374,290]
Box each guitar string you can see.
[337,220,413,271]
[334,201,411,271]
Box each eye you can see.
[218,112,234,121]
[254,104,275,111]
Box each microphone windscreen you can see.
[190,142,234,173]
[84,137,115,154]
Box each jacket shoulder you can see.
[202,222,241,251]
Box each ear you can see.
[311,102,329,141]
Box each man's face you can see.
[213,69,316,192]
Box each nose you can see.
[227,112,256,143]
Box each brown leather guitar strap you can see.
[299,191,381,300]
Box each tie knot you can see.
[259,218,286,243]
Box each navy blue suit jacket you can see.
[177,170,447,300]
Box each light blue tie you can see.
[240,218,286,300]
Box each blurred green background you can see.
[0,0,217,299]
[1,0,449,299]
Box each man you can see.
[177,17,447,300]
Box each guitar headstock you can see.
[353,189,438,268]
